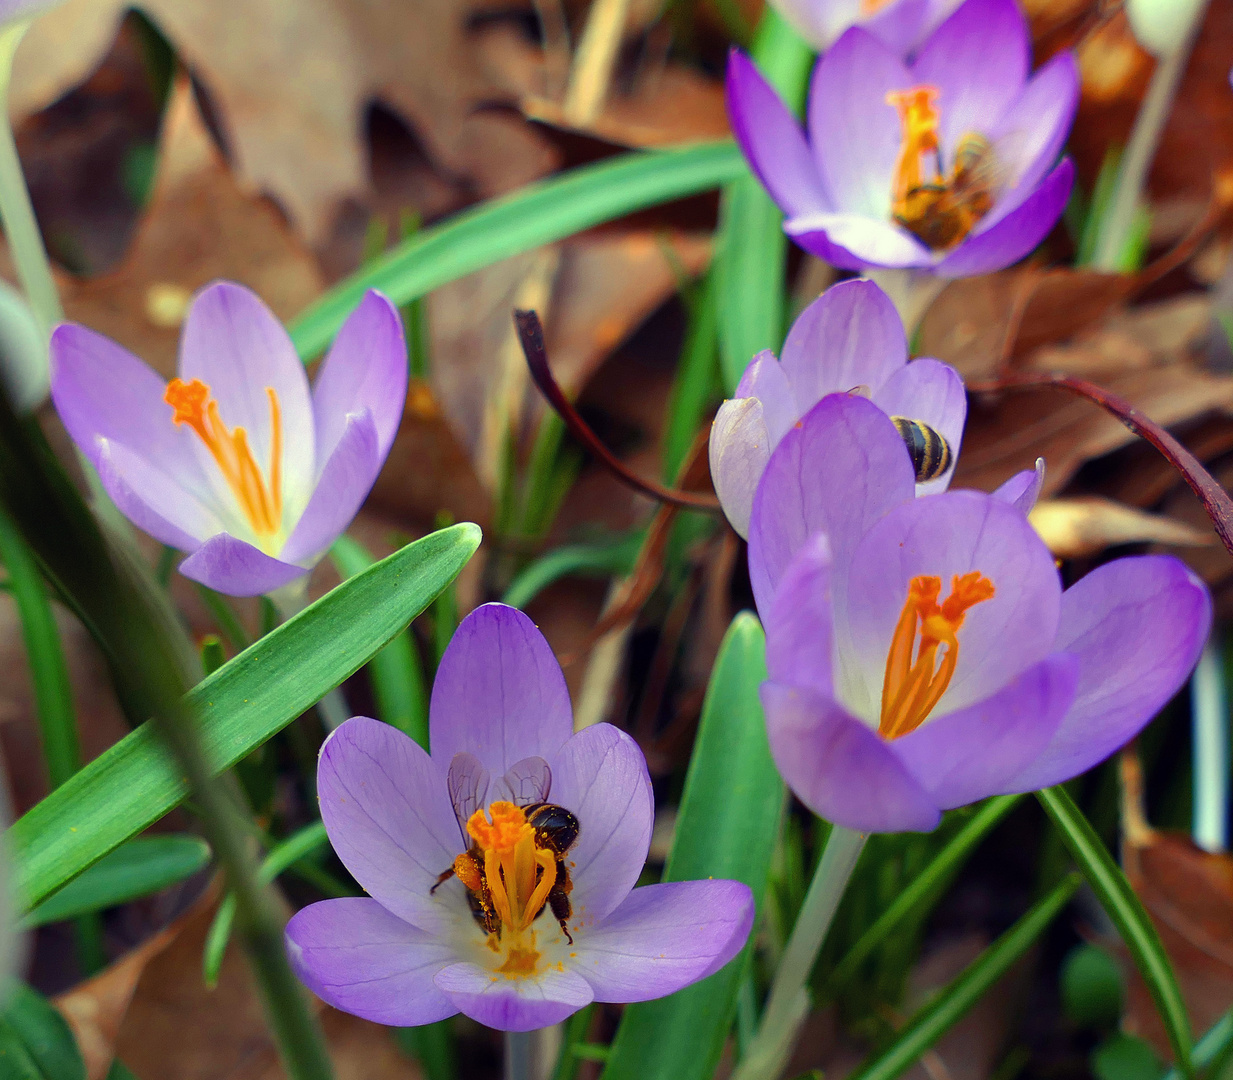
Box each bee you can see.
[891,417,952,483]
[893,133,1000,251]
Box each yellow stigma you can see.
[164,378,283,540]
[886,85,942,209]
[879,572,995,739]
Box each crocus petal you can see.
[779,279,907,411]
[893,653,1078,808]
[278,410,380,565]
[429,604,574,777]
[1009,556,1211,792]
[993,458,1045,514]
[762,682,941,832]
[725,50,830,219]
[548,723,654,927]
[861,0,935,53]
[710,398,772,540]
[285,898,457,1026]
[787,213,933,270]
[434,962,593,1032]
[316,716,462,935]
[765,533,835,696]
[176,532,307,596]
[572,881,754,1002]
[748,394,915,616]
[735,350,796,444]
[310,290,408,464]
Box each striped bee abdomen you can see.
[890,416,952,483]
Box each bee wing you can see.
[446,752,490,842]
[494,756,553,807]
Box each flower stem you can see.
[866,268,945,337]
[1191,632,1229,853]
[731,824,867,1080]
[505,1031,534,1080]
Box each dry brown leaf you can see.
[1028,496,1214,557]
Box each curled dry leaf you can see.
[1028,496,1214,558]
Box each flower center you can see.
[164,378,283,540]
[878,571,995,739]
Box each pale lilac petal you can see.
[710,398,772,540]
[862,0,935,53]
[1009,556,1211,792]
[893,654,1078,808]
[993,458,1045,514]
[726,50,830,219]
[285,898,456,1026]
[548,723,653,927]
[735,350,796,444]
[278,410,380,565]
[317,716,462,935]
[787,213,933,270]
[311,290,407,464]
[762,682,941,832]
[429,604,574,777]
[572,881,754,1002]
[747,394,915,616]
[435,962,593,1032]
[769,0,864,51]
[765,533,834,696]
[779,279,907,410]
[176,532,307,596]
[871,357,967,495]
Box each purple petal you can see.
[725,50,830,219]
[779,279,907,411]
[735,350,796,443]
[765,532,835,696]
[786,213,933,270]
[893,653,1078,808]
[311,290,408,464]
[862,0,936,53]
[317,716,462,935]
[429,604,574,777]
[747,394,915,616]
[762,682,941,832]
[434,962,593,1032]
[548,723,653,927]
[871,357,967,496]
[993,458,1045,514]
[278,409,380,565]
[710,398,772,540]
[1009,556,1211,792]
[285,898,456,1026]
[176,532,307,596]
[572,881,754,1002]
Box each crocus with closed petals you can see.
[709,278,964,537]
[727,0,1080,275]
[50,281,407,596]
[286,604,754,1032]
[749,394,1210,833]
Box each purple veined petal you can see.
[95,438,223,552]
[735,350,796,444]
[892,653,1078,809]
[934,159,1074,278]
[1009,556,1212,792]
[807,28,912,220]
[176,532,308,597]
[572,880,754,1003]
[780,279,907,412]
[547,723,653,927]
[492,756,552,806]
[747,394,915,616]
[909,0,1030,163]
[317,716,462,935]
[178,282,316,511]
[725,50,831,220]
[311,290,408,465]
[786,213,934,270]
[446,752,491,840]
[278,409,381,566]
[285,898,458,1026]
[765,532,835,696]
[871,357,967,496]
[835,490,1062,724]
[992,458,1045,515]
[710,398,772,541]
[762,682,941,832]
[434,962,594,1032]
[429,604,574,777]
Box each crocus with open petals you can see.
[286,604,754,1031]
[50,281,407,596]
[727,0,1080,275]
[709,278,964,537]
[749,394,1210,833]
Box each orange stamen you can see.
[860,0,895,12]
[886,85,941,207]
[466,803,558,935]
[878,572,995,739]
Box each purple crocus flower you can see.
[769,0,958,55]
[749,394,1211,833]
[49,281,407,597]
[709,278,965,537]
[285,604,754,1031]
[726,0,1080,276]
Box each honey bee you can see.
[891,417,952,483]
[893,133,1000,251]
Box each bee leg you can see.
[429,865,455,895]
[548,887,573,945]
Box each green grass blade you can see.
[11,523,481,910]
[601,613,784,1080]
[1164,1007,1233,1080]
[848,874,1080,1080]
[0,983,85,1080]
[501,532,642,609]
[1037,786,1194,1076]
[662,273,720,482]
[289,143,746,360]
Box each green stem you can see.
[730,825,867,1080]
[506,1031,533,1080]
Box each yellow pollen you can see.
[878,572,995,740]
[164,378,283,539]
[886,86,942,208]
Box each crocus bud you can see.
[1126,0,1207,57]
